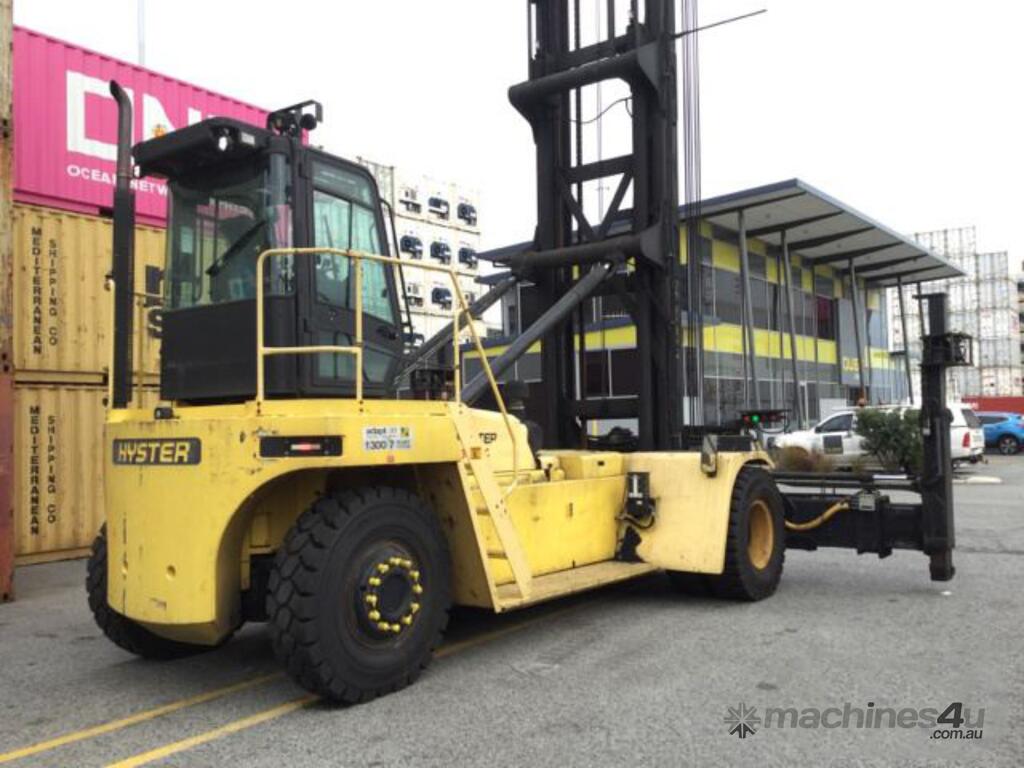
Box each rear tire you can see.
[86,525,208,659]
[706,467,785,601]
[267,487,451,703]
[997,435,1020,456]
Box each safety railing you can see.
[254,247,523,481]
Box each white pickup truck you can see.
[772,404,984,468]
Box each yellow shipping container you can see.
[12,204,164,381]
[12,383,161,562]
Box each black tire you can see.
[997,435,1020,456]
[706,467,786,601]
[86,525,208,659]
[267,487,451,703]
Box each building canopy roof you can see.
[480,178,962,287]
[688,179,962,287]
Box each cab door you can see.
[300,156,403,397]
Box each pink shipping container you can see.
[12,27,267,226]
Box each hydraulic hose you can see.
[784,501,850,532]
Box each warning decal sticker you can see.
[363,426,413,452]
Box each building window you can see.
[584,350,610,397]
[458,247,478,267]
[507,305,519,335]
[814,274,834,298]
[610,348,640,396]
[714,269,742,324]
[816,296,836,340]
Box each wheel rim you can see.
[747,499,774,571]
[999,437,1016,455]
[351,542,423,641]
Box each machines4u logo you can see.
[724,700,984,740]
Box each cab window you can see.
[311,163,395,323]
[816,413,853,433]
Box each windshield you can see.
[166,154,293,309]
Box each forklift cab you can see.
[133,114,404,403]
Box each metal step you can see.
[494,561,657,611]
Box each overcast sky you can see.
[15,0,1024,269]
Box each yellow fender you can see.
[623,451,770,574]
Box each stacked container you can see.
[358,158,494,341]
[890,226,1022,400]
[1,2,14,599]
[3,28,266,569]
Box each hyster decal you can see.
[112,438,201,465]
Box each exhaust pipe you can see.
[109,81,135,408]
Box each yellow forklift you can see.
[89,1,966,703]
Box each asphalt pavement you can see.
[0,456,1021,767]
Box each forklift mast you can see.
[482,0,682,450]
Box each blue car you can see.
[977,412,1024,455]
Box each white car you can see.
[772,404,984,468]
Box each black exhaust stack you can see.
[110,81,135,408]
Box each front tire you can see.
[86,525,207,659]
[267,487,451,703]
[706,467,786,601]
[997,435,1020,456]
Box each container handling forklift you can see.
[89,0,970,703]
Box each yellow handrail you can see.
[253,247,522,483]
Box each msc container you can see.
[0,375,13,600]
[12,204,164,379]
[1,2,13,601]
[12,383,161,562]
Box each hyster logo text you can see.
[112,438,201,466]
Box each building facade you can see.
[467,180,940,433]
[888,227,1023,399]
[357,158,499,342]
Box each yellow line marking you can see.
[0,673,282,765]
[101,605,583,768]
[104,696,319,768]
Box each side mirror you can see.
[700,434,718,477]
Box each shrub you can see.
[855,408,922,474]
[774,446,834,473]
